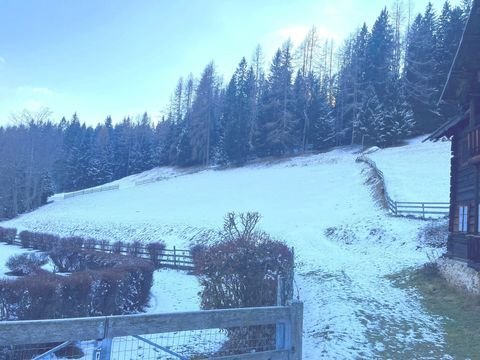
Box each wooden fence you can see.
[63,184,120,199]
[135,176,167,186]
[357,155,449,219]
[9,236,195,271]
[0,302,303,360]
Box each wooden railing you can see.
[357,155,449,219]
[63,184,120,199]
[8,236,194,270]
[392,201,450,218]
[0,303,303,360]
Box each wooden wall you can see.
[449,128,477,261]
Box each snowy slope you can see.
[368,136,451,202]
[1,141,452,358]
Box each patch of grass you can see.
[390,267,480,359]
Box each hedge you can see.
[191,212,294,355]
[0,251,154,320]
[0,227,17,244]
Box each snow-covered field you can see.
[368,136,451,202]
[1,138,453,358]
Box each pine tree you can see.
[309,76,335,150]
[113,117,134,178]
[129,113,154,174]
[335,24,370,144]
[357,86,383,146]
[188,63,218,166]
[224,58,252,165]
[257,43,296,156]
[89,116,115,186]
[366,8,395,105]
[404,3,440,132]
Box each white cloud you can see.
[276,25,311,46]
[16,86,55,97]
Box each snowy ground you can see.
[368,136,451,202]
[1,139,453,358]
[147,269,201,313]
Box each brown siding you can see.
[449,233,468,260]
[450,131,478,260]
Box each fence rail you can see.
[135,176,168,186]
[357,155,449,219]
[9,236,195,270]
[0,302,303,360]
[63,184,120,199]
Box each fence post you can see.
[277,276,284,306]
[93,338,112,360]
[173,246,177,268]
[394,201,398,216]
[422,203,425,219]
[290,301,303,360]
[276,276,286,350]
[93,318,112,360]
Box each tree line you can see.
[0,1,471,218]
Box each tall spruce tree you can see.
[223,58,252,164]
[186,62,219,166]
[405,3,440,132]
[257,43,297,156]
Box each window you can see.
[459,206,468,232]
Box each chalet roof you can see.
[440,0,480,102]
[424,110,469,142]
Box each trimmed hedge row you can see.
[0,227,156,320]
[0,227,166,267]
[0,252,154,320]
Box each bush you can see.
[83,238,98,251]
[19,231,35,248]
[0,227,17,244]
[193,212,294,309]
[127,241,143,257]
[1,230,155,320]
[49,237,86,272]
[99,239,110,251]
[191,213,294,354]
[6,253,49,276]
[111,241,124,254]
[146,241,166,267]
[0,251,154,320]
[34,233,60,251]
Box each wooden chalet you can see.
[429,0,480,267]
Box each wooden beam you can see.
[0,317,106,346]
[107,306,290,338]
[213,350,290,360]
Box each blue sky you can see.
[0,0,459,125]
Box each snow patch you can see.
[437,258,480,295]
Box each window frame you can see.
[459,205,469,232]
